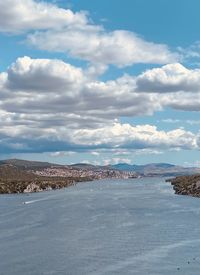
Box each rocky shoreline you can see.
[2,158,200,196]
[0,161,136,194]
[0,178,92,194]
[0,164,94,194]
[167,174,200,197]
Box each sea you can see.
[1,177,200,275]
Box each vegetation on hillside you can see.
[167,174,200,197]
[0,165,92,194]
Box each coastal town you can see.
[0,160,137,194]
[32,165,137,180]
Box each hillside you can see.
[0,159,61,169]
[167,174,200,197]
[0,164,91,194]
[0,159,136,194]
[1,158,200,194]
[112,163,200,176]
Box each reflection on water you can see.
[1,177,200,275]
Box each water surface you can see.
[1,177,200,275]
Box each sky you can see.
[1,0,200,166]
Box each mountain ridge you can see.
[0,159,200,176]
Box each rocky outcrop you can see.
[24,183,45,193]
[167,175,200,197]
[0,180,77,194]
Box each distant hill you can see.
[0,158,200,177]
[112,162,176,171]
[69,163,97,170]
[0,159,135,194]
[0,160,91,194]
[111,162,200,176]
[0,164,36,181]
[69,163,113,171]
[0,159,61,169]
[112,163,137,171]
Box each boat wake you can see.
[22,198,48,205]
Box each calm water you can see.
[1,178,200,275]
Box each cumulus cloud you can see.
[28,29,178,67]
[71,123,197,150]
[3,121,191,154]
[6,56,84,92]
[0,56,200,153]
[162,92,200,111]
[136,63,200,93]
[134,62,200,111]
[0,0,178,67]
[0,0,87,33]
[1,56,162,120]
[1,1,199,156]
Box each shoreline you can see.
[0,177,93,194]
[167,174,200,198]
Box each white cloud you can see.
[1,1,200,156]
[91,152,100,156]
[0,56,161,122]
[49,151,76,157]
[28,29,178,67]
[185,120,200,125]
[136,63,200,93]
[133,149,164,156]
[161,118,200,125]
[0,56,200,153]
[178,42,200,64]
[71,123,198,150]
[6,56,84,92]
[0,0,87,33]
[103,158,132,165]
[134,62,200,111]
[1,58,200,121]
[163,92,200,111]
[0,0,178,67]
[113,150,132,156]
[161,119,181,124]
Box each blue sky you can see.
[70,0,199,45]
[0,0,200,166]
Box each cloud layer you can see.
[28,29,178,67]
[0,0,87,33]
[0,0,178,67]
[0,56,200,153]
[0,0,199,156]
[136,63,200,93]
